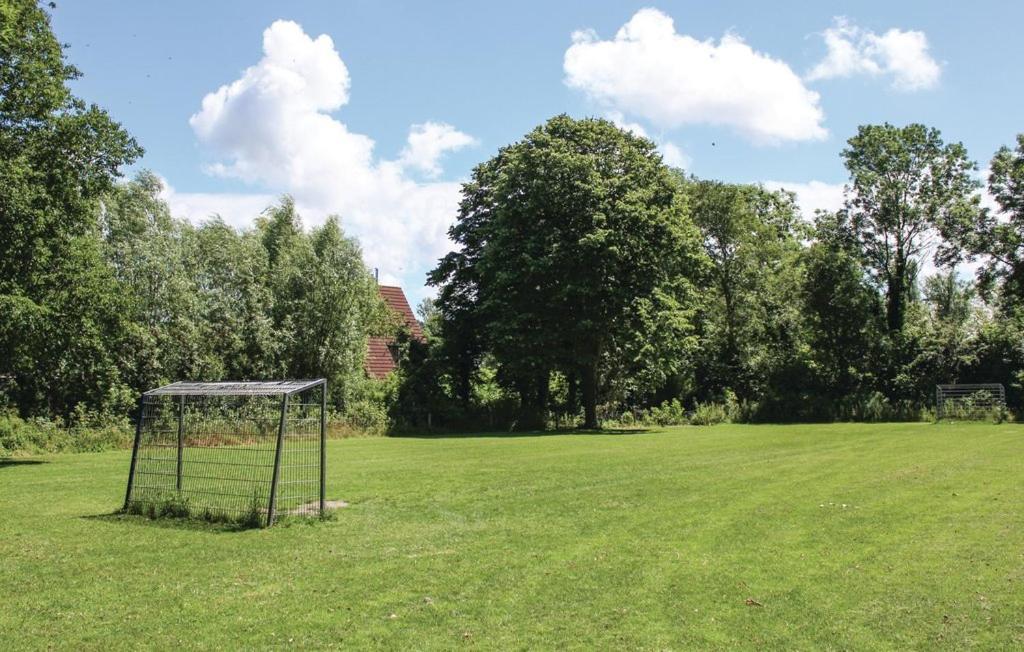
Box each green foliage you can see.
[431,115,707,429]
[4,11,1024,434]
[0,0,142,416]
[800,213,882,403]
[685,178,808,405]
[0,409,131,456]
[618,393,737,427]
[646,398,688,426]
[937,389,1008,423]
[5,168,389,427]
[842,123,980,334]
[937,134,1024,312]
[342,374,399,435]
[416,297,441,341]
[413,123,1024,428]
[906,271,982,389]
[155,494,192,519]
[261,201,389,408]
[0,6,390,430]
[688,401,731,426]
[124,492,269,529]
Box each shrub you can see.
[336,374,399,436]
[689,401,730,426]
[340,399,390,435]
[861,392,890,422]
[0,409,131,456]
[645,399,687,426]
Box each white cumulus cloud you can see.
[184,19,475,299]
[659,142,691,170]
[564,8,827,144]
[398,122,476,178]
[807,17,941,91]
[762,180,846,219]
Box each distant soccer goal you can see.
[935,384,1006,421]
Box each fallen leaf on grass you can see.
[745,598,763,607]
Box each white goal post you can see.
[935,384,1006,421]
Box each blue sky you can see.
[51,1,1024,303]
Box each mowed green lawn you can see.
[2,423,1023,650]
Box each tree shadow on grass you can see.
[390,427,653,439]
[0,459,48,468]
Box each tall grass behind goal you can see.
[124,379,326,526]
[935,383,1006,421]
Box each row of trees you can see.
[3,169,390,418]
[412,117,1024,429]
[4,1,1023,431]
[1,0,390,420]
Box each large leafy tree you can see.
[937,134,1024,312]
[188,219,279,381]
[842,123,979,334]
[686,179,806,403]
[99,172,205,392]
[1,0,142,415]
[801,212,882,405]
[431,115,706,429]
[259,199,390,408]
[910,271,980,387]
[0,0,142,289]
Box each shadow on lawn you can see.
[82,511,259,534]
[391,427,653,439]
[0,458,48,468]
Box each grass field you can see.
[2,423,1023,650]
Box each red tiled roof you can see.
[365,285,424,379]
[378,285,424,340]
[366,336,397,379]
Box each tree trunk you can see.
[887,256,906,334]
[514,370,549,431]
[581,360,599,430]
[566,372,578,426]
[456,354,472,407]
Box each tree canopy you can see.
[938,134,1024,311]
[430,115,706,428]
[841,123,980,334]
[1,0,142,414]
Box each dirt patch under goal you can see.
[289,499,349,515]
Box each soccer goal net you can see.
[935,383,1006,421]
[124,379,327,526]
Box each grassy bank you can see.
[2,422,1022,649]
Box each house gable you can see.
[365,285,424,379]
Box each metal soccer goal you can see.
[124,379,327,526]
[935,383,1006,421]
